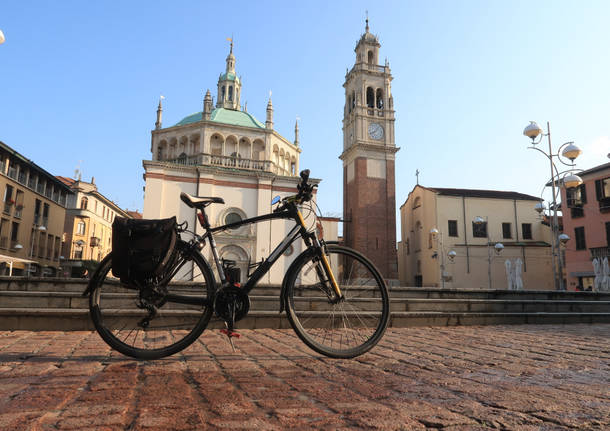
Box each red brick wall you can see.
[344,157,398,279]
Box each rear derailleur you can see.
[135,283,168,329]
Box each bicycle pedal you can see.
[220,329,241,338]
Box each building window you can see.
[567,184,587,218]
[448,220,458,237]
[606,222,610,247]
[366,87,375,108]
[522,223,532,240]
[502,223,512,239]
[42,203,49,227]
[472,221,487,238]
[574,226,586,250]
[225,212,242,227]
[3,184,14,215]
[76,221,85,235]
[80,197,88,210]
[595,177,610,211]
[34,199,41,225]
[10,221,19,249]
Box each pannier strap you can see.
[180,192,225,208]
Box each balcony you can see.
[590,247,610,260]
[166,153,274,172]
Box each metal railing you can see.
[166,153,274,172]
[590,247,610,260]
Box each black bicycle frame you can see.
[199,203,313,295]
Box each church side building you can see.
[340,21,399,280]
[143,42,329,283]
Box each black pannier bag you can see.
[111,216,178,283]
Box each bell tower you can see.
[340,19,399,279]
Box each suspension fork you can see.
[297,210,342,300]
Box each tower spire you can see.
[155,95,164,130]
[365,10,369,32]
[266,92,273,129]
[294,117,300,146]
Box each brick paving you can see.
[0,324,608,430]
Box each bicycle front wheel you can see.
[284,245,390,358]
[89,245,215,360]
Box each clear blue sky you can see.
[1,1,608,234]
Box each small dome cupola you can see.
[355,17,381,65]
[216,38,242,111]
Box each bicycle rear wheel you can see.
[89,244,215,360]
[284,245,390,358]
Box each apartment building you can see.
[0,141,71,276]
[57,176,131,276]
[561,161,610,290]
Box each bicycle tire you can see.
[284,245,390,358]
[89,244,215,360]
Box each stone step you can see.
[1,307,609,331]
[2,290,610,314]
[3,278,610,301]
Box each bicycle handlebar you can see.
[273,169,316,213]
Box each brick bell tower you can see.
[340,19,399,280]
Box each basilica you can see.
[142,41,321,283]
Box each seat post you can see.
[197,206,212,229]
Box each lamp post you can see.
[523,121,583,290]
[473,216,504,290]
[430,228,456,289]
[29,225,46,276]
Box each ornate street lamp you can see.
[430,227,456,289]
[523,121,583,290]
[473,216,504,289]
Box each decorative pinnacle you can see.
[365,10,369,32]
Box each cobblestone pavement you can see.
[0,324,608,430]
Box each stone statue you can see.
[505,260,514,290]
[602,258,610,292]
[593,258,602,292]
[514,259,524,290]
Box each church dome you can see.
[220,72,240,83]
[174,108,264,128]
[360,31,378,43]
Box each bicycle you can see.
[83,170,390,360]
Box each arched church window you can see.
[221,86,225,101]
[367,50,374,64]
[225,211,242,226]
[376,89,384,109]
[228,86,233,101]
[352,91,356,110]
[366,87,375,108]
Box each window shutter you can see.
[596,180,603,201]
[580,184,587,204]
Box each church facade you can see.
[142,42,322,284]
[340,21,399,280]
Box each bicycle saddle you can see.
[180,192,225,208]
